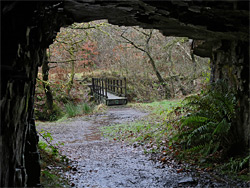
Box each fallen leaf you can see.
[162,151,167,155]
[161,157,166,162]
[177,168,184,173]
[204,167,212,172]
[239,168,248,175]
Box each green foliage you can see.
[65,102,93,117]
[223,156,250,172]
[81,103,92,114]
[39,129,61,156]
[65,103,81,117]
[101,88,248,177]
[35,79,64,121]
[35,103,64,121]
[131,99,180,115]
[39,146,71,188]
[175,80,236,157]
[38,129,69,164]
[101,100,181,154]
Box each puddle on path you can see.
[37,107,248,188]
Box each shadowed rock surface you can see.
[1,1,249,187]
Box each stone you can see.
[178,176,196,184]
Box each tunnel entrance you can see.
[35,20,209,121]
[1,1,249,187]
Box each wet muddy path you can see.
[37,107,247,188]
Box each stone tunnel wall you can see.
[1,2,70,187]
[210,40,249,153]
[1,1,249,187]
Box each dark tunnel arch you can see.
[1,1,249,187]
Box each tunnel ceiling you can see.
[64,0,248,41]
[2,0,249,58]
[64,0,249,57]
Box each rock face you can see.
[1,1,249,187]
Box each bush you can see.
[35,103,64,121]
[174,80,236,158]
[65,102,93,117]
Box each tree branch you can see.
[132,27,150,37]
[48,59,76,64]
[120,32,147,54]
[120,30,165,84]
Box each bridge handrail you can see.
[92,77,127,99]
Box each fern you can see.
[221,156,250,173]
[185,144,204,153]
[213,119,231,136]
[181,116,209,128]
[176,80,236,158]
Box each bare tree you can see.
[120,28,171,98]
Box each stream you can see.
[36,107,248,188]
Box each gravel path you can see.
[37,107,249,188]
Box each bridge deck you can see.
[91,77,128,106]
[107,92,127,100]
[105,92,127,106]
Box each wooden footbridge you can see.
[90,77,127,106]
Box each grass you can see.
[101,98,250,182]
[65,103,81,117]
[65,102,93,118]
[130,99,181,114]
[102,99,181,154]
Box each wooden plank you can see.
[106,92,127,106]
[107,92,127,100]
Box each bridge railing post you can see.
[105,78,108,98]
[92,78,95,94]
[102,78,104,97]
[98,78,102,102]
[112,79,114,93]
[116,79,119,96]
[101,78,102,97]
[120,79,122,96]
[124,77,127,97]
[96,78,99,102]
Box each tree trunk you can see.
[66,51,75,97]
[144,33,171,98]
[147,55,171,99]
[190,39,197,74]
[210,40,249,154]
[42,59,53,111]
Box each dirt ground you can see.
[36,107,248,188]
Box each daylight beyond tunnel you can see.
[1,1,249,187]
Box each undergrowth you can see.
[39,149,71,188]
[176,80,237,158]
[35,103,64,121]
[101,80,249,180]
[38,130,71,187]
